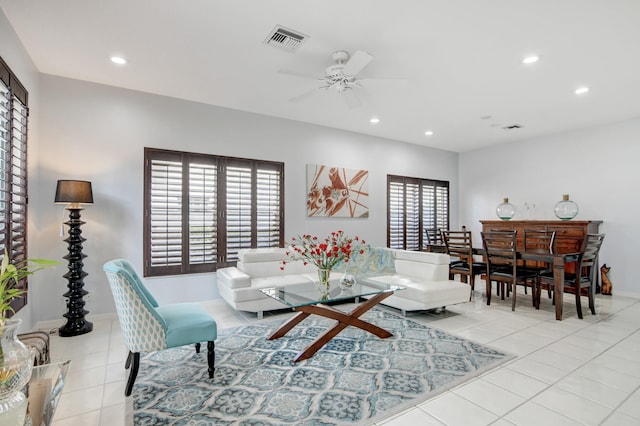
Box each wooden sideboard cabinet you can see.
[480,220,603,278]
[480,220,602,253]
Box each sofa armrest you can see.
[217,267,251,289]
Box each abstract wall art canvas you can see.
[306,164,369,218]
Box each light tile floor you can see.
[45,288,640,425]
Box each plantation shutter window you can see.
[144,148,283,277]
[387,175,449,251]
[0,57,29,315]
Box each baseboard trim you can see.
[35,312,119,333]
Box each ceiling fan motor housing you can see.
[332,50,350,64]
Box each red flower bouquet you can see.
[281,230,365,272]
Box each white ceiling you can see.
[2,0,640,153]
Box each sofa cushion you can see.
[238,258,311,277]
[366,274,469,306]
[393,250,450,265]
[334,245,396,278]
[217,267,252,289]
[391,250,450,281]
[238,247,288,263]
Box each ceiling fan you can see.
[279,50,406,108]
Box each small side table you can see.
[25,360,71,425]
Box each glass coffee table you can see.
[260,279,404,362]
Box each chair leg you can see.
[195,342,201,353]
[575,288,583,319]
[207,341,215,379]
[125,352,140,397]
[125,351,133,369]
[486,279,492,305]
[535,277,542,310]
[588,287,596,315]
[511,282,517,311]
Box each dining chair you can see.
[425,228,446,252]
[536,233,605,318]
[481,230,539,311]
[103,259,217,396]
[523,229,557,298]
[442,230,486,300]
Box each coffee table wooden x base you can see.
[267,291,395,362]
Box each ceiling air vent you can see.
[264,25,308,51]
[503,124,523,130]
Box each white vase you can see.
[0,318,34,423]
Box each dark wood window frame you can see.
[0,56,29,315]
[387,174,449,251]
[144,147,284,277]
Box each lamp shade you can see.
[54,180,94,204]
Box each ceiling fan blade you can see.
[361,77,408,89]
[342,90,362,109]
[342,50,373,76]
[277,69,320,80]
[288,88,318,103]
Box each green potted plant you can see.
[1,250,58,323]
[0,250,58,418]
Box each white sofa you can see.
[216,247,470,318]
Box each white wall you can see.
[27,74,459,323]
[459,118,640,296]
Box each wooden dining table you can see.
[473,247,580,320]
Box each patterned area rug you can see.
[132,309,513,425]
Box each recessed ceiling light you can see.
[575,86,590,95]
[110,56,127,65]
[522,55,539,65]
[424,130,434,136]
[369,117,380,124]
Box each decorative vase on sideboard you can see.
[554,194,579,220]
[496,198,516,220]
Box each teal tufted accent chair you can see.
[103,259,217,396]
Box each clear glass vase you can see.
[317,268,331,297]
[339,271,357,289]
[496,197,516,220]
[554,194,579,220]
[0,318,34,424]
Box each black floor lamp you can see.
[55,180,94,337]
